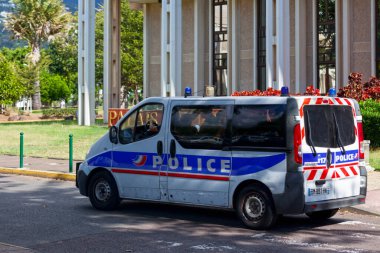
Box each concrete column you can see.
[194,0,205,95]
[372,0,377,76]
[169,0,182,96]
[266,0,274,88]
[335,0,341,89]
[312,0,318,87]
[252,0,258,90]
[161,0,169,97]
[103,0,121,124]
[231,0,238,92]
[295,0,307,93]
[143,4,149,99]
[342,0,351,87]
[78,0,95,126]
[276,0,291,89]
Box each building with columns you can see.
[78,0,380,124]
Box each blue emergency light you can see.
[184,87,192,97]
[281,86,289,96]
[328,87,336,97]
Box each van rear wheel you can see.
[88,171,120,211]
[236,185,277,230]
[306,208,339,220]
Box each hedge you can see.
[359,100,380,147]
[42,108,77,119]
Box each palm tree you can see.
[5,0,72,109]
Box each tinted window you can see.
[304,105,355,148]
[171,105,228,150]
[232,105,286,147]
[119,103,163,144]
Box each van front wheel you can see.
[236,186,277,230]
[306,208,339,220]
[88,171,120,211]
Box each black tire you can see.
[236,185,277,230]
[306,208,339,220]
[88,171,120,211]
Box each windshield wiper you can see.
[305,110,317,157]
[332,112,346,155]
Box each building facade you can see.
[130,0,378,97]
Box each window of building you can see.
[257,0,266,90]
[213,0,228,96]
[317,0,336,94]
[119,103,163,144]
[377,0,380,77]
[231,105,286,148]
[170,105,228,150]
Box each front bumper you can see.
[76,162,88,196]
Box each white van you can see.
[76,93,367,229]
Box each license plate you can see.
[308,187,331,196]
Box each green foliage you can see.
[40,71,71,104]
[5,0,73,109]
[42,108,77,118]
[0,53,25,105]
[96,1,143,106]
[46,17,78,103]
[360,100,380,147]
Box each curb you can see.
[0,167,75,182]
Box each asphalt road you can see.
[1,174,380,253]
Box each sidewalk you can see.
[0,154,379,216]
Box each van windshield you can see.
[304,105,355,148]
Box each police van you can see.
[76,88,367,229]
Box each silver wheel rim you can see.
[244,194,266,220]
[95,179,111,202]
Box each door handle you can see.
[157,141,163,156]
[170,139,176,158]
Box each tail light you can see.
[357,122,364,159]
[294,123,302,164]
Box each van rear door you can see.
[302,101,360,203]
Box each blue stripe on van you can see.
[87,151,286,177]
[303,149,358,166]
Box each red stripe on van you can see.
[350,167,358,176]
[335,98,343,104]
[167,172,229,181]
[320,169,329,180]
[316,98,323,104]
[334,162,359,168]
[307,170,317,180]
[112,169,159,176]
[300,98,311,117]
[344,98,352,107]
[340,167,350,177]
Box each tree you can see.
[40,71,71,105]
[5,0,72,109]
[120,1,143,105]
[0,53,25,106]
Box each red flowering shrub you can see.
[304,85,321,96]
[231,88,281,96]
[337,73,380,101]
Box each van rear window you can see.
[304,105,355,148]
[231,105,286,148]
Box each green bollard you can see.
[69,134,73,173]
[20,132,24,168]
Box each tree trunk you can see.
[134,84,140,105]
[31,45,42,110]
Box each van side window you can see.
[171,106,227,150]
[232,105,286,148]
[119,103,164,144]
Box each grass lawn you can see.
[0,120,107,160]
[370,148,380,171]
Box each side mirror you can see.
[109,126,119,144]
